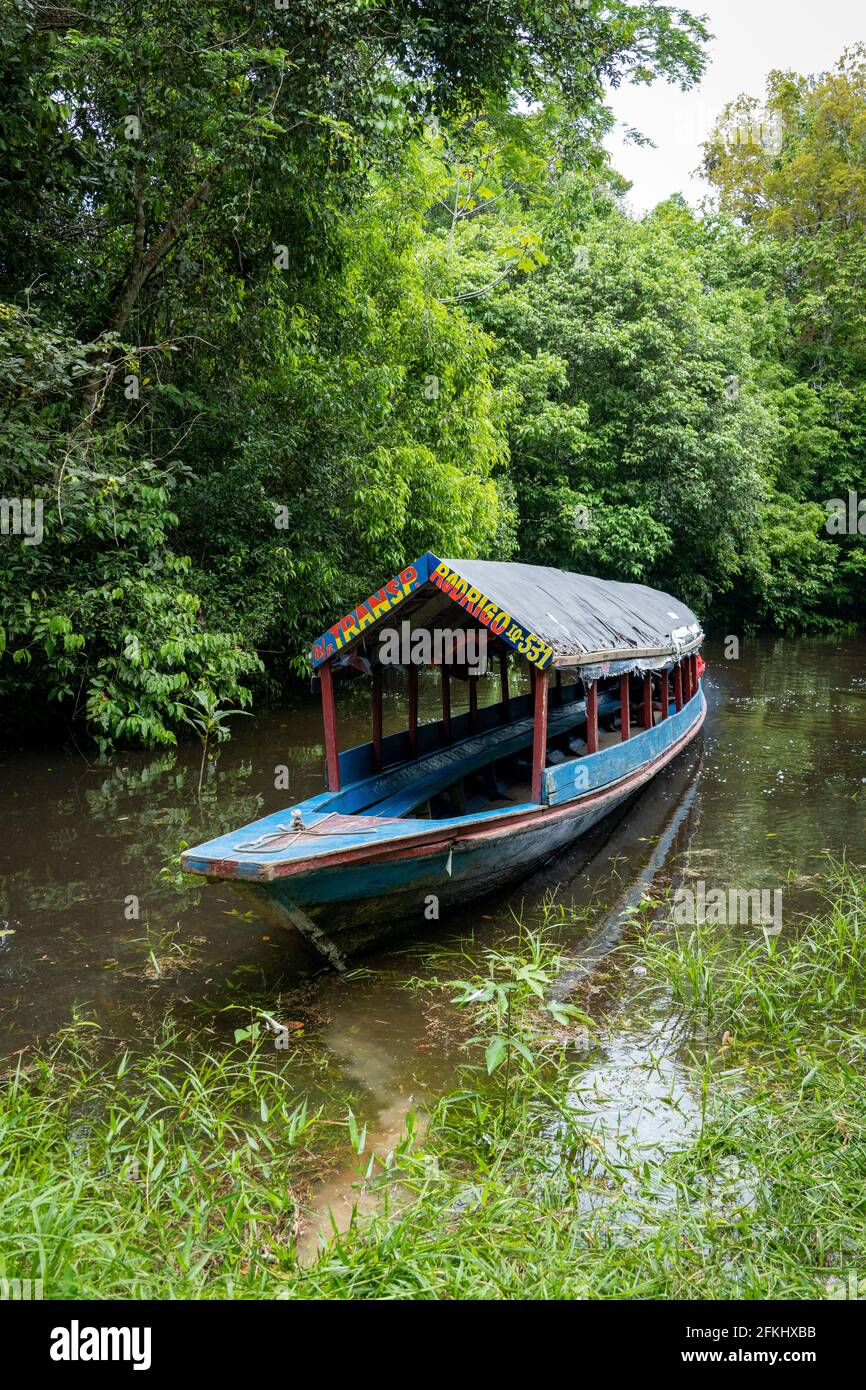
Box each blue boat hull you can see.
[234,787,627,961]
[186,688,706,964]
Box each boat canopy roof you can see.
[310,551,703,676]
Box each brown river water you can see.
[2,636,865,1252]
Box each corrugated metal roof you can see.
[310,551,703,673]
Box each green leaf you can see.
[485,1035,508,1074]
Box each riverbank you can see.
[292,863,866,1299]
[3,865,864,1299]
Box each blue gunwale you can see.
[181,684,706,883]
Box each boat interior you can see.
[337,677,672,824]
[306,558,703,832]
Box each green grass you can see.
[3,868,866,1299]
[639,861,866,1049]
[292,867,866,1299]
[0,1016,320,1298]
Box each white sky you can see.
[604,0,865,214]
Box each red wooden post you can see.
[319,660,340,791]
[619,673,631,741]
[441,668,451,742]
[530,666,548,804]
[660,669,670,721]
[691,652,699,693]
[674,661,683,713]
[469,673,479,732]
[643,674,653,729]
[586,679,598,754]
[372,663,383,771]
[683,656,692,702]
[499,652,510,723]
[408,663,418,757]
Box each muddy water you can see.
[2,637,865,1246]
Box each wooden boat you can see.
[182,553,706,966]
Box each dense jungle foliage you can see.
[1,1,864,747]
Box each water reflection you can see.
[1,637,865,1154]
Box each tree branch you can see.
[104,164,224,339]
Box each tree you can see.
[461,173,777,615]
[702,46,866,622]
[0,1,715,742]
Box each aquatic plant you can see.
[294,869,866,1299]
[3,869,866,1299]
[0,1023,317,1298]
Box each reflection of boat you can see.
[182,553,706,966]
